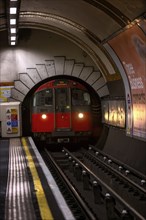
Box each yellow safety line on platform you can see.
[21,137,54,220]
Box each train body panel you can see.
[32,113,54,132]
[71,111,92,131]
[55,112,71,129]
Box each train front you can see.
[31,79,93,144]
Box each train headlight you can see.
[41,114,47,119]
[78,113,84,119]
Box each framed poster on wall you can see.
[101,100,109,124]
[101,100,125,128]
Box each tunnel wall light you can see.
[10,7,17,14]
[11,36,16,40]
[7,0,21,46]
[11,42,16,45]
[10,18,16,25]
[10,28,16,33]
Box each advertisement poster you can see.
[102,100,125,128]
[101,100,109,123]
[108,100,125,128]
[6,108,18,134]
[108,23,146,140]
[116,100,125,128]
[0,86,12,102]
[108,100,117,126]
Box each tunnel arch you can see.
[11,56,110,102]
[10,54,126,143]
[21,74,103,140]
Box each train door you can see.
[55,88,71,131]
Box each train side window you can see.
[72,89,90,106]
[33,95,37,106]
[35,91,45,106]
[45,89,53,106]
[55,88,69,107]
[33,93,42,106]
[83,92,91,105]
[33,89,53,106]
[72,92,81,105]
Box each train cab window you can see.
[44,89,53,106]
[33,89,53,106]
[72,89,91,106]
[55,88,69,107]
[83,92,91,105]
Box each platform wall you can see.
[103,126,146,175]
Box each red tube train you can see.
[32,79,95,144]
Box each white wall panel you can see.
[11,88,25,101]
[36,64,48,80]
[14,81,29,95]
[97,85,109,97]
[92,77,105,90]
[26,68,41,84]
[45,60,56,76]
[79,66,93,81]
[64,60,74,75]
[54,56,65,75]
[86,71,100,85]
[20,73,35,89]
[72,63,83,77]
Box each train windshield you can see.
[72,89,91,106]
[55,88,69,108]
[33,89,53,106]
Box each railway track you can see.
[41,146,146,220]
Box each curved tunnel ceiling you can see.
[18,0,146,41]
[1,0,145,40]
[0,0,146,83]
[19,1,146,80]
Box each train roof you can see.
[35,79,87,92]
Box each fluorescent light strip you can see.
[11,42,16,45]
[10,7,17,14]
[11,36,16,40]
[10,28,16,33]
[9,1,19,45]
[10,19,16,25]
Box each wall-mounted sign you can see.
[0,86,13,102]
[6,108,18,134]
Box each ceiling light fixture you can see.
[7,0,21,46]
[11,36,16,40]
[11,42,16,45]
[10,28,16,33]
[10,18,16,25]
[10,7,17,14]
